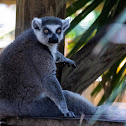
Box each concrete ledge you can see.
[0,116,125,126]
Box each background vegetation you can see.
[65,0,126,105]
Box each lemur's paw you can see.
[63,111,75,118]
[64,59,76,68]
[70,61,76,68]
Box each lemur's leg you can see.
[0,91,96,118]
[55,51,76,68]
[26,90,96,117]
[64,90,126,120]
[27,90,96,117]
[41,75,75,117]
[15,90,96,117]
[63,90,97,116]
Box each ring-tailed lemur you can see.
[0,16,76,118]
[0,17,125,120]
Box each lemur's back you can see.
[0,29,56,101]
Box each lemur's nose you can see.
[49,34,58,43]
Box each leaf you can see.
[91,82,102,97]
[97,56,126,105]
[97,95,106,105]
[67,34,82,52]
[110,62,126,92]
[66,0,92,17]
[66,0,103,34]
[112,0,126,18]
[67,0,119,58]
[106,76,126,104]
[67,20,98,58]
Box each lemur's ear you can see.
[61,18,70,32]
[32,17,41,31]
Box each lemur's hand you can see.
[55,51,76,68]
[64,58,76,68]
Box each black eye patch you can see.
[43,27,52,34]
[56,27,62,34]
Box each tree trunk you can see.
[61,26,126,93]
[16,0,66,36]
[15,0,66,82]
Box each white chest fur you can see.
[47,44,57,61]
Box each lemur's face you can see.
[32,17,70,46]
[42,24,63,44]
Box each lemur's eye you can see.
[44,29,49,34]
[56,28,61,34]
[43,27,51,34]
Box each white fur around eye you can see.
[45,25,60,33]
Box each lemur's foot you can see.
[62,111,75,118]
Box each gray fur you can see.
[0,28,75,118]
[0,17,125,119]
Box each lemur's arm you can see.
[55,51,76,68]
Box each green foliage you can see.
[66,0,122,58]
[91,55,126,105]
[66,0,102,34]
[66,0,126,105]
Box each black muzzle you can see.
[48,34,58,43]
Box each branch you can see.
[61,23,126,93]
